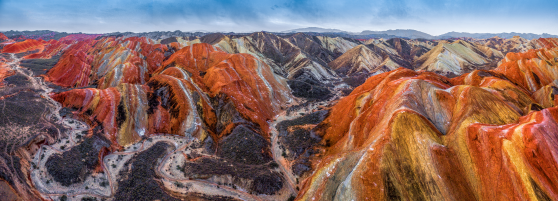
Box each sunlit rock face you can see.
[493,48,558,92]
[299,46,558,200]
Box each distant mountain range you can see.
[283,27,558,40]
[3,28,558,41]
[359,29,434,39]
[283,27,348,33]
[436,31,558,40]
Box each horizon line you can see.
[1,27,557,37]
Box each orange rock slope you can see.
[0,33,8,41]
[0,59,15,85]
[300,46,558,200]
[51,43,291,148]
[160,43,291,136]
[1,39,46,54]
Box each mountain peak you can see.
[283,27,346,33]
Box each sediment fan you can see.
[0,32,557,200]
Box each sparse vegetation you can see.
[81,196,98,201]
[288,195,296,201]
[270,162,279,168]
[174,181,184,188]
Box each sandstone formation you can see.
[0,31,557,200]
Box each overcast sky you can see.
[1,0,557,35]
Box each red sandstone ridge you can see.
[1,39,46,54]
[537,38,558,49]
[0,33,8,41]
[47,37,167,88]
[51,43,292,148]
[46,39,97,87]
[23,39,72,59]
[24,34,101,59]
[299,47,558,200]
[0,34,101,59]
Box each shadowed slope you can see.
[415,40,504,76]
[329,45,386,75]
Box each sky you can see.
[0,0,557,35]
